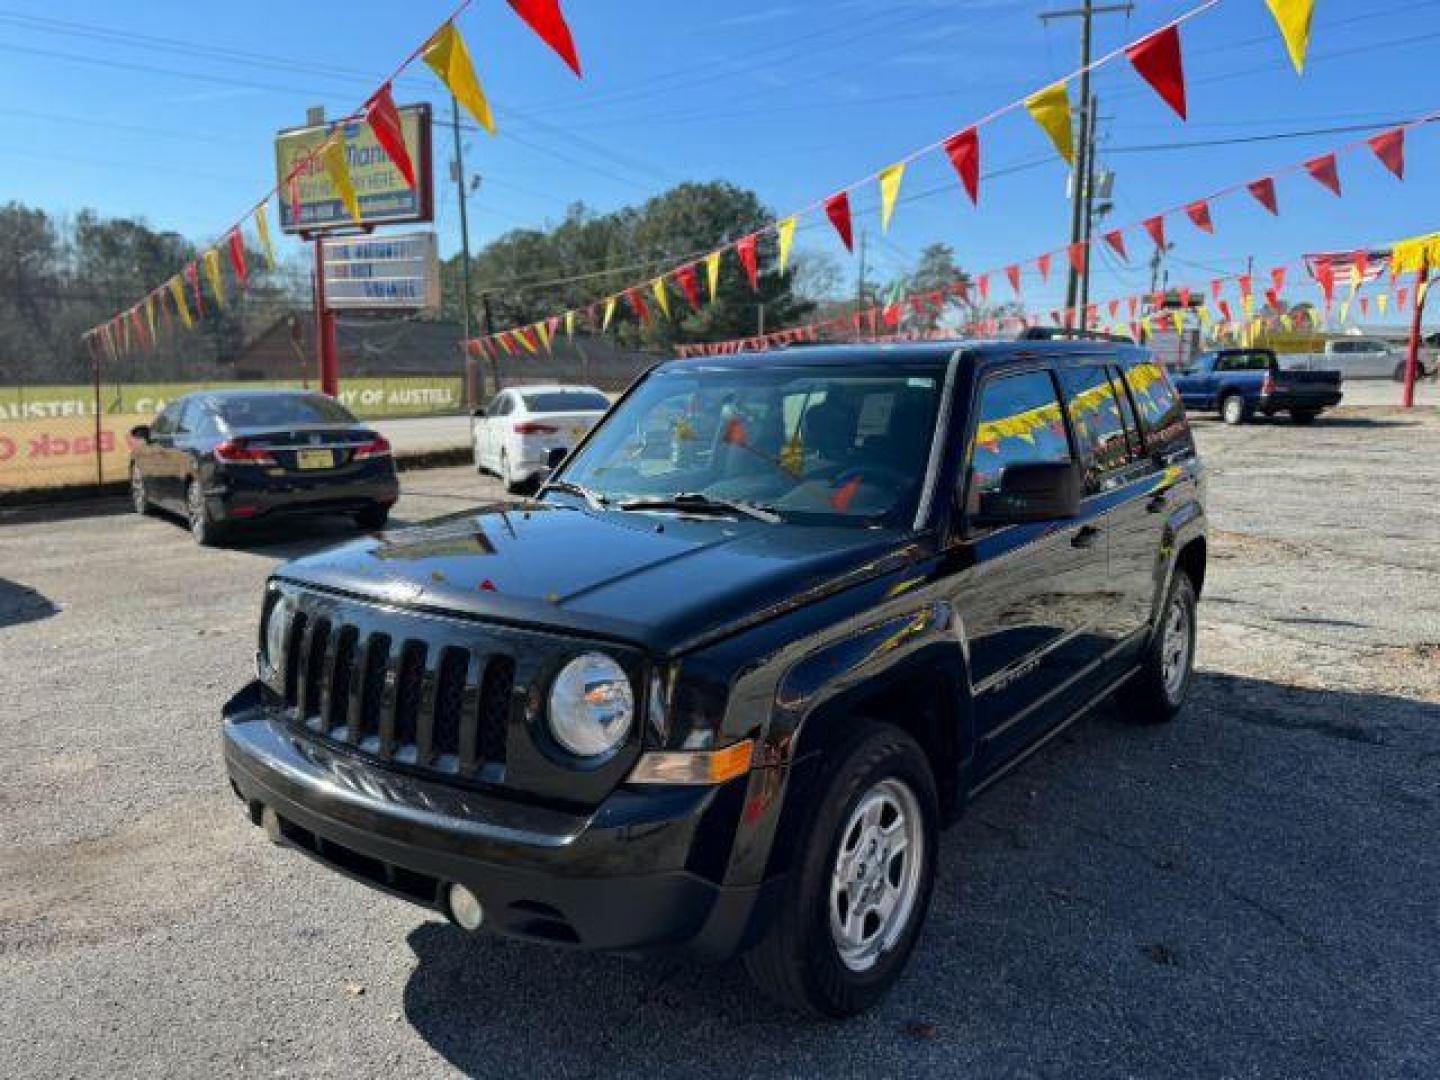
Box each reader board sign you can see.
[275,103,433,234]
[322,232,441,313]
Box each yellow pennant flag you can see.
[1171,311,1184,334]
[254,200,276,270]
[168,276,193,329]
[565,310,576,337]
[602,296,617,332]
[651,277,671,318]
[535,321,551,351]
[1024,82,1074,165]
[202,248,226,308]
[1377,293,1390,315]
[321,138,363,224]
[518,326,538,354]
[1197,305,1212,325]
[878,163,905,232]
[1338,299,1351,324]
[144,294,157,341]
[423,23,496,135]
[1281,314,1294,331]
[1265,0,1315,75]
[705,251,722,300]
[777,216,797,273]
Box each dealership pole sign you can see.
[275,104,434,234]
[322,232,441,313]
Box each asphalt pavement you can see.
[1,405,1437,1078]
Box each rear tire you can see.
[742,724,938,1018]
[1118,571,1197,725]
[1290,409,1319,425]
[186,479,224,547]
[355,505,390,530]
[1220,393,1248,426]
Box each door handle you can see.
[1070,525,1101,549]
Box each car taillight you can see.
[513,422,558,435]
[213,439,276,465]
[1261,372,1275,394]
[353,435,391,461]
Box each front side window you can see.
[1058,364,1135,491]
[965,370,1072,506]
[554,365,945,525]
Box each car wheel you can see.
[129,465,153,516]
[1118,570,1198,724]
[742,724,938,1018]
[1290,409,1319,425]
[355,505,390,530]
[186,479,223,547]
[1220,393,1247,426]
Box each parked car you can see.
[1173,348,1343,425]
[472,385,610,493]
[128,390,398,545]
[224,341,1206,1017]
[1282,337,1434,381]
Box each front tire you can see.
[742,724,938,1018]
[1118,571,1197,724]
[1220,393,1248,426]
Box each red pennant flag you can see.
[1304,153,1342,197]
[1271,267,1287,293]
[943,127,980,205]
[977,274,990,302]
[1218,299,1234,323]
[1107,299,1119,319]
[1005,265,1021,296]
[505,0,582,76]
[1353,250,1370,279]
[1127,296,1138,319]
[1104,230,1128,260]
[1397,287,1409,312]
[626,287,650,324]
[1238,273,1253,298]
[1185,200,1214,234]
[1178,287,1192,308]
[909,296,927,317]
[735,235,759,291]
[823,191,854,252]
[883,303,902,328]
[675,263,701,311]
[1210,279,1223,302]
[226,228,248,287]
[1265,287,1281,309]
[1368,128,1405,180]
[1067,241,1087,274]
[1247,177,1279,215]
[1359,297,1369,317]
[1143,215,1167,249]
[1313,261,1335,306]
[1036,253,1052,281]
[185,262,205,317]
[1125,25,1187,120]
[364,82,417,189]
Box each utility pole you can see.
[1040,2,1133,318]
[856,229,869,313]
[450,97,486,393]
[1078,93,1101,327]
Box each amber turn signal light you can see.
[628,739,756,785]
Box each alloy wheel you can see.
[1160,591,1193,703]
[829,777,925,973]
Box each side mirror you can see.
[974,461,1081,526]
[129,424,151,443]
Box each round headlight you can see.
[548,653,634,758]
[263,594,291,675]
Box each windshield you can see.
[522,390,610,412]
[550,364,945,525]
[215,393,357,428]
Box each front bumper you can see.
[222,685,774,958]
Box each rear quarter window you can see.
[1123,360,1191,458]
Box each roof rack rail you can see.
[1016,326,1136,345]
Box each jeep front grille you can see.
[282,607,512,778]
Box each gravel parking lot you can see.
[2,405,1437,1079]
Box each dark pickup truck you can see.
[223,341,1207,1017]
[1172,347,1343,425]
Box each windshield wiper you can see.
[540,479,608,511]
[617,492,781,523]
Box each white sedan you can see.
[472,385,611,493]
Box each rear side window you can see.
[1058,365,1135,492]
[1124,361,1190,458]
[522,391,609,412]
[966,370,1072,502]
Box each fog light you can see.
[448,883,484,931]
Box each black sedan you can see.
[128,390,399,545]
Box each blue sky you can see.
[3,0,1438,321]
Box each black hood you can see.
[276,502,919,654]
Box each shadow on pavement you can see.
[399,671,1440,1077]
[0,578,60,629]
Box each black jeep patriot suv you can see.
[224,341,1206,1017]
